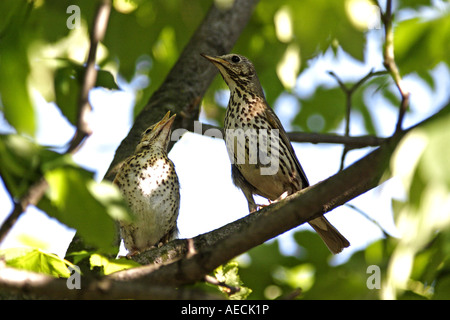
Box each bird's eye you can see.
[231,55,240,63]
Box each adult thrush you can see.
[114,111,180,256]
[202,53,350,254]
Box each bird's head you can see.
[201,53,264,96]
[136,111,176,153]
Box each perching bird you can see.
[202,53,350,254]
[114,111,180,256]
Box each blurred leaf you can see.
[398,0,434,10]
[0,247,75,278]
[419,110,450,188]
[89,253,140,275]
[386,105,450,299]
[238,238,305,299]
[43,166,119,253]
[238,231,384,300]
[214,261,252,300]
[54,62,119,126]
[0,134,128,255]
[395,13,450,76]
[54,66,80,126]
[0,134,61,198]
[88,180,132,223]
[96,69,120,90]
[0,1,36,136]
[294,86,346,133]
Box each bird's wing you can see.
[263,104,310,188]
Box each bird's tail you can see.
[309,216,350,254]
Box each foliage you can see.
[0,247,75,278]
[214,261,252,300]
[0,0,449,299]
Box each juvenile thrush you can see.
[114,111,180,256]
[202,53,350,254]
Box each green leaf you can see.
[0,247,75,278]
[398,0,434,10]
[419,110,450,189]
[294,86,346,133]
[54,66,80,126]
[43,166,118,253]
[214,261,252,300]
[0,134,48,198]
[96,69,119,90]
[89,253,140,275]
[394,13,450,76]
[54,61,119,125]
[0,1,36,136]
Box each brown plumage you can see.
[202,53,350,254]
[114,111,180,256]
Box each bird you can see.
[201,53,350,254]
[114,111,180,256]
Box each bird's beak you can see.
[156,111,176,132]
[201,53,229,67]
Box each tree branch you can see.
[0,263,221,300]
[198,123,386,149]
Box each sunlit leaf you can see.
[214,261,252,300]
[43,166,118,253]
[0,1,36,136]
[0,247,75,278]
[89,253,140,275]
[0,134,58,198]
[395,13,450,76]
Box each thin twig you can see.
[329,69,388,171]
[0,178,48,244]
[381,0,410,134]
[345,203,390,238]
[328,70,387,171]
[67,0,112,153]
[0,264,222,300]
[204,274,240,295]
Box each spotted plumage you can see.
[114,111,180,256]
[202,53,350,254]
